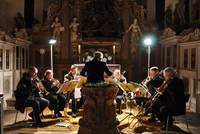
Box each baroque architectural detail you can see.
[0,31,11,41]
[161,27,176,39]
[179,28,200,43]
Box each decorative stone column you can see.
[78,84,120,134]
[196,47,200,113]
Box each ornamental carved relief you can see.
[179,28,200,43]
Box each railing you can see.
[0,94,3,134]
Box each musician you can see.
[42,70,67,117]
[113,69,127,83]
[152,67,186,130]
[112,69,127,114]
[64,65,84,117]
[80,51,112,83]
[15,66,49,126]
[143,67,164,122]
[64,65,78,82]
[143,67,163,95]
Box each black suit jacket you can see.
[163,77,186,115]
[146,76,164,96]
[15,73,40,113]
[80,59,112,83]
[42,78,58,95]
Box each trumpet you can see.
[32,76,49,96]
[51,78,62,89]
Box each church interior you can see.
[0,0,200,134]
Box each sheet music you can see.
[74,88,81,99]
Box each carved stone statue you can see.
[179,28,200,42]
[126,18,142,54]
[192,28,200,40]
[69,17,80,43]
[0,31,11,41]
[174,1,185,25]
[51,17,64,40]
[161,27,176,39]
[51,17,64,54]
[14,28,28,40]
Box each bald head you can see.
[163,67,175,80]
[29,66,38,78]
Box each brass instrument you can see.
[144,79,171,114]
[141,73,162,98]
[151,79,170,101]
[141,76,152,86]
[51,78,62,89]
[115,81,128,99]
[32,76,49,97]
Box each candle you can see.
[78,45,81,54]
[113,45,116,55]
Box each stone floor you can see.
[2,107,200,134]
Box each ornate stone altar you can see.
[30,0,149,81]
[78,84,120,134]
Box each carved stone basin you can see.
[78,84,120,134]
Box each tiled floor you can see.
[2,107,200,134]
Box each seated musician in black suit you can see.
[142,67,164,122]
[152,67,186,130]
[112,69,127,114]
[15,66,49,127]
[80,51,112,83]
[42,70,67,117]
[64,65,84,117]
[143,67,164,96]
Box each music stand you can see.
[119,96,149,129]
[57,80,79,94]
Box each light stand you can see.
[49,39,57,72]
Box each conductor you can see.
[80,51,112,83]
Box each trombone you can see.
[143,79,171,115]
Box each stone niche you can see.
[78,84,120,134]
